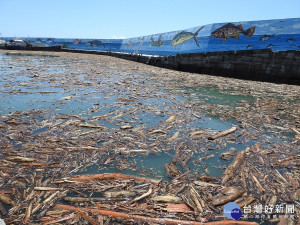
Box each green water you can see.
[0,52,285,181]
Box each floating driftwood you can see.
[208,127,237,140]
[68,173,161,185]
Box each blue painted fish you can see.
[151,35,165,47]
[87,40,106,48]
[126,41,134,48]
[246,45,253,50]
[211,23,256,41]
[73,39,82,45]
[46,38,54,43]
[260,34,274,42]
[286,38,295,42]
[35,38,42,44]
[171,26,204,47]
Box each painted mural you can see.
[1,17,300,56]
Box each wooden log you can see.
[44,213,75,225]
[151,195,181,203]
[149,129,167,135]
[222,150,245,184]
[77,123,105,129]
[64,197,113,203]
[19,163,45,167]
[238,197,256,208]
[55,204,258,225]
[166,204,192,213]
[5,156,36,163]
[273,155,300,166]
[22,201,32,224]
[194,181,223,188]
[0,193,14,205]
[131,187,152,202]
[69,173,161,185]
[168,131,179,142]
[166,115,175,123]
[248,170,265,192]
[76,211,99,225]
[212,187,245,206]
[55,204,206,225]
[103,191,135,198]
[208,127,237,140]
[189,187,203,212]
[165,162,181,177]
[34,187,61,191]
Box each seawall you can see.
[61,48,300,85]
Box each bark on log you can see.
[222,150,245,184]
[69,173,161,185]
[55,204,258,225]
[208,127,237,140]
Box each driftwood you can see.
[222,150,245,184]
[5,156,36,163]
[34,187,61,191]
[77,123,105,129]
[208,127,237,140]
[166,115,175,123]
[19,163,45,167]
[212,187,245,206]
[165,162,181,177]
[44,213,75,225]
[0,193,14,205]
[76,211,99,225]
[22,202,32,224]
[69,173,161,185]
[55,204,258,225]
[131,187,152,202]
[194,181,223,188]
[55,204,207,225]
[64,197,108,203]
[166,204,192,213]
[220,148,237,160]
[151,195,182,203]
[103,191,135,198]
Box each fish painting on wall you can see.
[87,40,106,48]
[171,26,204,47]
[150,35,165,47]
[211,23,256,41]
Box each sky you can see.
[0,0,299,39]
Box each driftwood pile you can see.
[0,50,299,224]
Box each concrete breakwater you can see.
[62,48,300,84]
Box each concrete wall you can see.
[67,48,298,84]
[172,50,300,84]
[2,17,300,56]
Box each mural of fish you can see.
[127,41,134,48]
[46,38,54,43]
[211,23,256,41]
[73,39,82,45]
[286,38,295,42]
[260,34,274,41]
[150,35,165,47]
[87,40,106,48]
[171,26,204,47]
[134,37,144,53]
[35,38,42,44]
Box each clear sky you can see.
[0,0,299,39]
